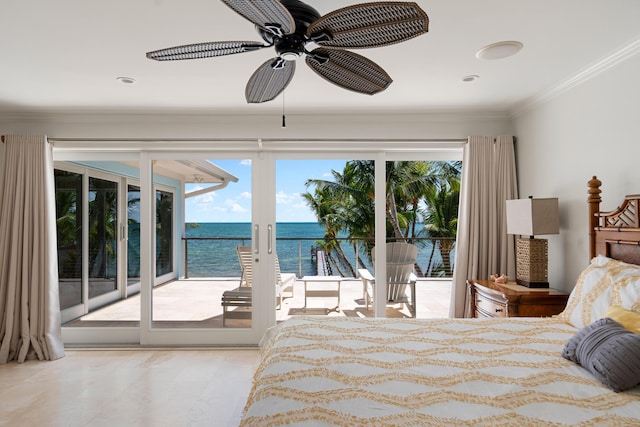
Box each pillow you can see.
[603,305,640,333]
[557,255,640,328]
[562,318,640,392]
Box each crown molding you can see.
[512,35,640,118]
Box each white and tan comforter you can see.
[240,316,640,426]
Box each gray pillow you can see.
[562,317,640,392]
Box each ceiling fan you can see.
[146,0,429,104]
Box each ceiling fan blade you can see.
[245,58,296,103]
[307,2,428,49]
[146,41,268,61]
[306,48,392,95]
[221,0,295,36]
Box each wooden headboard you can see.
[588,176,640,265]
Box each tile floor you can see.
[2,280,452,426]
[0,349,259,427]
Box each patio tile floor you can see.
[64,278,452,328]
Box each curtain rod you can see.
[3,135,474,146]
[46,137,468,143]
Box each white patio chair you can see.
[222,246,296,326]
[358,242,418,317]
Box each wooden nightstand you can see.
[466,279,570,318]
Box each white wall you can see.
[513,53,640,291]
[0,112,513,141]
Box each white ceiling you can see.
[1,0,639,116]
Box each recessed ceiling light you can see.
[116,76,136,84]
[462,75,479,82]
[476,41,523,60]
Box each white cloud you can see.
[276,190,297,205]
[275,191,287,204]
[231,203,247,213]
[240,159,251,166]
[239,191,251,199]
[195,192,215,206]
[225,198,248,213]
[293,201,308,209]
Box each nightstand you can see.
[466,279,570,318]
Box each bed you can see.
[240,176,640,426]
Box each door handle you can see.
[254,224,259,254]
[268,224,273,254]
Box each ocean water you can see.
[184,222,340,277]
[184,222,450,278]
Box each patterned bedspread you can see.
[240,316,640,426]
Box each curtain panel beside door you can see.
[0,135,65,363]
[450,135,518,318]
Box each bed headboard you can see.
[588,176,640,265]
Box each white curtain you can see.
[449,136,518,317]
[0,135,65,363]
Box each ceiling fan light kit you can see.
[146,0,429,104]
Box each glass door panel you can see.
[55,169,83,311]
[88,177,118,300]
[127,184,141,288]
[151,158,252,330]
[274,158,373,319]
[155,189,174,278]
[384,160,461,279]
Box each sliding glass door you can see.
[141,152,267,346]
[55,166,125,322]
[55,160,178,344]
[54,143,462,346]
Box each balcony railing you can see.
[182,236,456,280]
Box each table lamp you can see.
[506,197,559,288]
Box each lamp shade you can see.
[506,198,559,236]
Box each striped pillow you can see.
[563,317,640,392]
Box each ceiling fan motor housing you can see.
[257,0,321,61]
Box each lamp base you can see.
[516,237,550,287]
[516,279,549,288]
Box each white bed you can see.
[240,177,640,426]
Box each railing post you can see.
[355,242,359,276]
[298,240,302,278]
[184,238,189,279]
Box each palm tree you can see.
[420,179,460,276]
[305,160,462,277]
[301,186,357,277]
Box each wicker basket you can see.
[516,238,549,287]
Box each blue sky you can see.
[185,159,347,223]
